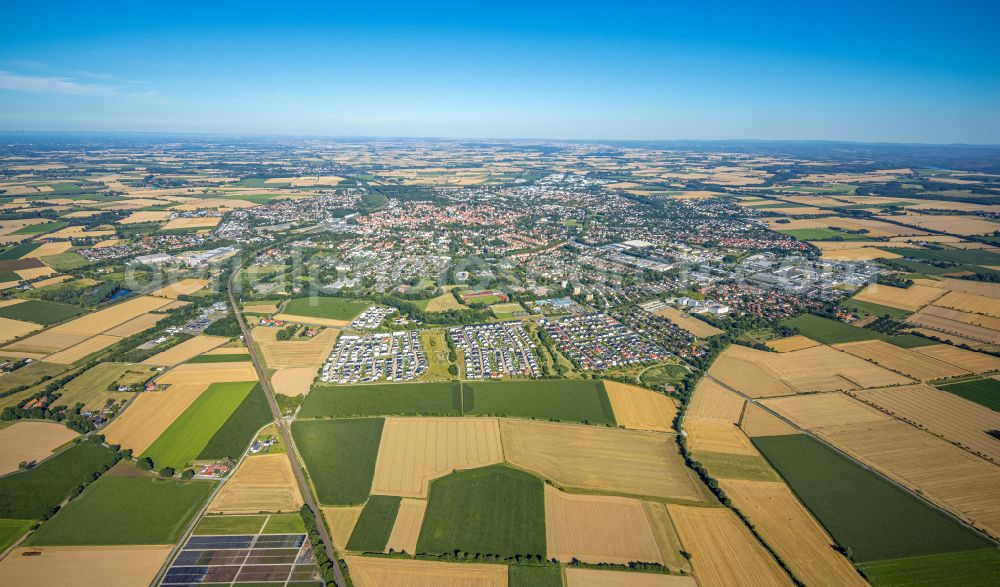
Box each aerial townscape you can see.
[1,2,999,586]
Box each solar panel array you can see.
[161,532,320,585]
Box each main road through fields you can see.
[227,259,346,587]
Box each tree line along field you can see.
[299,379,617,426]
[752,433,996,585]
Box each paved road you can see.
[227,262,345,587]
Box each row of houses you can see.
[449,321,539,379]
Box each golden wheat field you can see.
[141,334,228,366]
[500,419,710,502]
[102,383,209,453]
[370,417,502,498]
[603,381,677,432]
[833,340,969,380]
[544,485,662,565]
[564,568,696,587]
[15,266,56,281]
[44,334,121,364]
[272,313,349,327]
[208,453,303,514]
[912,344,1000,373]
[157,362,258,384]
[150,278,211,298]
[50,295,172,336]
[322,506,363,549]
[0,316,41,344]
[161,216,221,230]
[739,403,798,438]
[384,498,427,555]
[934,290,1000,318]
[852,283,945,311]
[102,313,164,337]
[666,504,792,587]
[654,307,723,337]
[271,367,317,396]
[641,501,692,573]
[21,241,73,258]
[119,210,171,224]
[907,309,1000,345]
[918,304,1000,331]
[684,419,759,456]
[817,246,903,261]
[254,327,338,369]
[0,545,173,587]
[914,277,1000,298]
[764,215,925,237]
[686,378,745,423]
[0,420,78,475]
[242,302,279,313]
[343,556,507,587]
[718,479,866,587]
[760,392,889,429]
[852,384,1000,462]
[765,335,820,353]
[882,213,1000,235]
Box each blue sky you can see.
[1,1,997,143]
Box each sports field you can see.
[25,473,214,545]
[291,418,383,505]
[416,464,546,558]
[463,379,616,425]
[142,380,257,470]
[300,382,462,418]
[280,296,369,322]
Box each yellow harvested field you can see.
[384,498,428,555]
[102,383,209,453]
[0,420,77,475]
[834,340,969,380]
[912,344,1000,373]
[907,307,1000,345]
[45,227,115,239]
[371,417,503,498]
[914,277,1000,298]
[564,568,696,587]
[603,380,677,433]
[344,556,507,587]
[150,278,211,298]
[709,344,911,397]
[31,274,73,289]
[544,485,662,564]
[654,307,723,337]
[764,215,925,237]
[740,403,798,438]
[171,198,257,211]
[882,213,1000,236]
[322,506,363,549]
[102,312,164,337]
[243,302,279,313]
[853,384,1000,463]
[0,316,42,344]
[641,501,692,573]
[141,334,228,366]
[3,330,88,353]
[119,210,170,224]
[92,238,124,248]
[271,367,316,396]
[934,290,1000,318]
[0,545,173,587]
[766,335,820,352]
[761,392,890,429]
[272,313,349,327]
[206,345,248,354]
[208,453,304,514]
[50,295,172,335]
[666,504,792,587]
[16,266,56,280]
[157,362,258,384]
[159,299,190,311]
[254,327,338,369]
[161,216,221,230]
[424,292,466,312]
[684,419,758,455]
[20,241,72,258]
[817,246,902,261]
[920,305,1000,331]
[719,480,866,587]
[686,378,745,423]
[501,419,709,502]
[44,334,121,364]
[852,283,944,311]
[816,419,1000,538]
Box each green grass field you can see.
[0,361,68,396]
[858,548,1000,587]
[0,299,84,324]
[187,353,252,363]
[12,221,67,235]
[753,434,991,562]
[463,380,616,426]
[0,243,40,260]
[509,565,563,587]
[781,314,933,348]
[281,297,369,321]
[299,382,462,418]
[262,512,306,534]
[843,298,912,319]
[40,252,89,270]
[883,247,1000,268]
[0,441,117,520]
[0,518,33,552]
[142,381,257,470]
[291,418,383,505]
[198,383,273,461]
[777,228,870,241]
[416,464,545,558]
[25,473,214,545]
[691,451,780,482]
[346,496,401,552]
[935,378,1000,411]
[193,514,267,535]
[0,270,19,282]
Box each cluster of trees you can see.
[33,281,125,308]
[299,504,348,586]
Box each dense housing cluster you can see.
[448,321,539,379]
[541,312,668,370]
[350,305,397,329]
[321,331,426,383]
